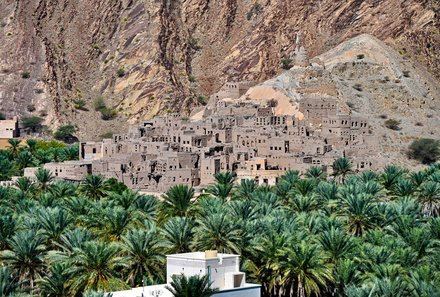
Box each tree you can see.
[53,125,77,144]
[22,116,43,133]
[281,57,293,70]
[207,172,236,200]
[0,230,47,291]
[61,144,79,161]
[0,266,20,296]
[35,168,55,192]
[116,67,125,78]
[193,213,241,254]
[80,175,109,200]
[384,118,401,130]
[66,241,126,294]
[332,158,353,183]
[162,217,194,254]
[0,214,15,250]
[319,227,355,263]
[339,193,377,236]
[120,228,165,286]
[15,151,36,172]
[166,274,219,297]
[408,138,440,164]
[162,185,195,218]
[7,139,21,158]
[278,241,333,297]
[26,139,38,154]
[417,181,440,217]
[305,166,327,180]
[34,207,73,248]
[38,263,70,297]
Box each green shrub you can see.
[189,75,197,83]
[54,125,77,143]
[73,99,87,110]
[21,71,30,79]
[384,119,401,130]
[116,67,126,78]
[0,112,5,120]
[99,108,118,121]
[22,116,43,132]
[197,95,208,106]
[94,97,106,111]
[408,138,440,164]
[281,57,293,70]
[357,54,365,59]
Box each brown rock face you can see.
[0,0,438,138]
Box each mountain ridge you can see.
[0,0,438,139]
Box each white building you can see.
[111,251,260,297]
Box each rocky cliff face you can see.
[0,0,439,139]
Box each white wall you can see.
[214,286,261,297]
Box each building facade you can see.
[111,251,260,297]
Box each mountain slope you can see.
[0,0,439,139]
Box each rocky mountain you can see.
[0,0,439,139]
[234,34,440,166]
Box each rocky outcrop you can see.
[0,0,438,139]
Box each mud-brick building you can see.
[23,74,386,192]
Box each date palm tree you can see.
[305,166,327,180]
[26,139,38,155]
[0,266,20,296]
[380,165,405,193]
[80,175,109,200]
[319,227,355,263]
[38,263,70,297]
[61,144,79,161]
[232,179,256,200]
[35,168,55,192]
[0,214,15,250]
[278,241,333,297]
[15,151,36,172]
[417,181,440,217]
[207,172,235,200]
[338,192,378,237]
[162,217,194,254]
[67,241,126,295]
[0,157,16,181]
[332,158,353,183]
[49,180,77,199]
[166,274,219,297]
[14,177,35,194]
[0,230,47,291]
[193,212,241,254]
[162,185,195,218]
[7,139,21,158]
[120,228,165,286]
[34,207,73,248]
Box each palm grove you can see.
[0,140,439,296]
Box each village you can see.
[0,43,386,193]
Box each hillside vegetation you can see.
[0,160,439,296]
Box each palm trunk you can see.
[297,277,305,297]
